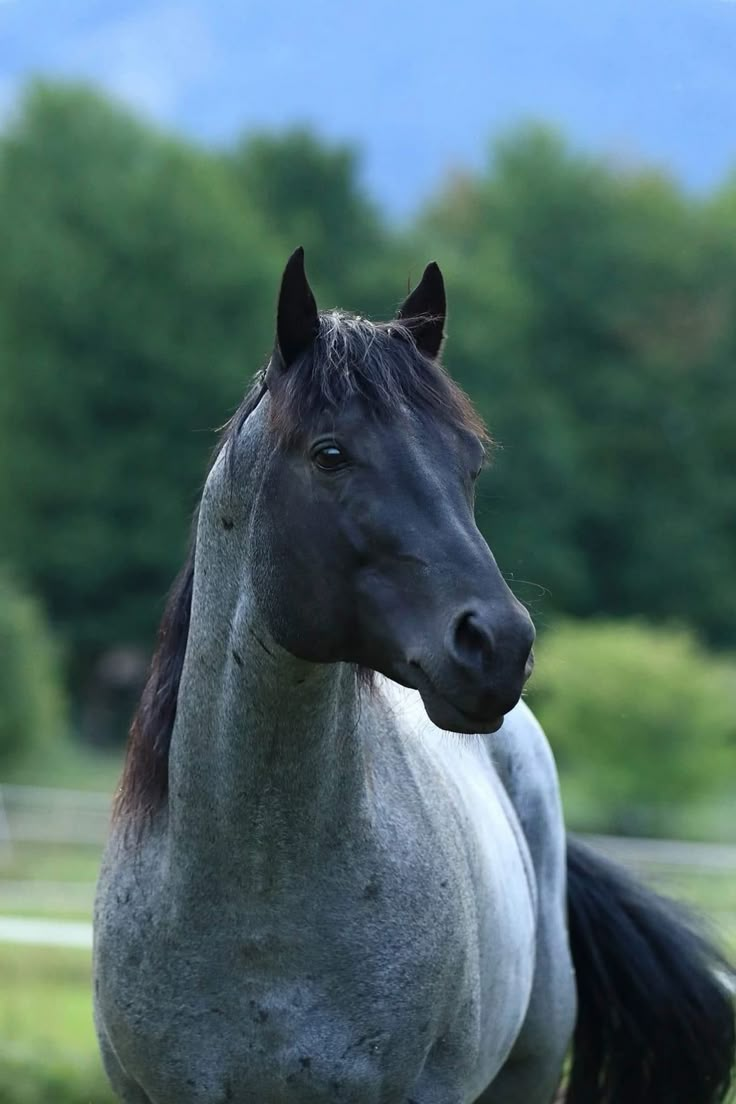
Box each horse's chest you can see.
[95,784,535,1104]
[132,987,418,1103]
[99,922,440,1103]
[96,869,506,1104]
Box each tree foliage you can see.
[1,84,736,735]
[227,128,404,316]
[0,567,67,767]
[527,619,736,833]
[420,126,736,641]
[0,84,278,675]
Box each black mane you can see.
[263,312,487,444]
[114,313,486,823]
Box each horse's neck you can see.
[166,566,367,880]
[164,410,370,884]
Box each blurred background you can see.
[1,1,735,1100]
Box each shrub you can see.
[0,568,67,768]
[527,619,736,834]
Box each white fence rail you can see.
[0,783,111,848]
[580,833,736,873]
[0,915,93,948]
[4,784,736,865]
[1,785,735,949]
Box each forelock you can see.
[267,311,487,444]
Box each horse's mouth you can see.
[396,662,506,735]
[419,684,505,735]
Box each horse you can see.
[93,249,735,1104]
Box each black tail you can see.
[566,836,735,1104]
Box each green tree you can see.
[0,567,67,767]
[0,83,279,680]
[419,126,736,643]
[527,619,736,834]
[227,128,405,316]
[3,84,736,730]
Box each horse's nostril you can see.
[453,611,494,670]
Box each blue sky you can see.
[2,0,736,213]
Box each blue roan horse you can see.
[94,251,735,1104]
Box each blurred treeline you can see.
[1,82,735,832]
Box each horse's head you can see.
[230,248,534,734]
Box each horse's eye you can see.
[312,443,348,471]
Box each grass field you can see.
[0,940,115,1103]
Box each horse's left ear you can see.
[395,262,446,360]
[272,246,320,372]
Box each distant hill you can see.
[2,0,736,212]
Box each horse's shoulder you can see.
[486,701,566,893]
[372,679,555,795]
[489,701,559,797]
[370,680,543,878]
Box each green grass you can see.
[0,945,96,1055]
[649,868,736,958]
[3,736,122,792]
[0,843,101,921]
[1,842,103,884]
[0,945,115,1104]
[660,868,736,915]
[0,1047,114,1104]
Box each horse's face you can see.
[246,250,535,734]
[255,397,534,734]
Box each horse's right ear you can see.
[270,247,320,375]
[395,262,446,360]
